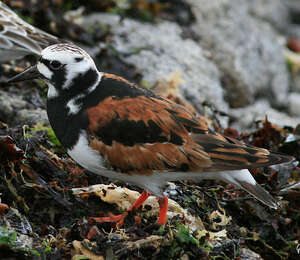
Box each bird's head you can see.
[7,43,100,99]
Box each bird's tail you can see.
[219,169,279,209]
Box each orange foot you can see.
[89,190,168,227]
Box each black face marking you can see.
[39,58,67,88]
[62,68,99,100]
[49,60,63,70]
[97,119,169,146]
[75,57,83,62]
[52,66,67,89]
[40,58,63,71]
[39,57,50,67]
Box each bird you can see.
[7,43,294,226]
[0,1,59,61]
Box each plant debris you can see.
[0,114,298,259]
[0,135,25,163]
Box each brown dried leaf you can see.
[287,38,300,53]
[0,135,25,163]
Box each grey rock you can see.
[0,89,48,126]
[188,0,289,108]
[76,10,297,131]
[83,14,228,112]
[246,0,290,32]
[15,108,48,126]
[230,100,300,130]
[285,1,300,37]
[290,71,300,93]
[286,0,300,16]
[287,92,300,116]
[0,90,27,123]
[286,24,300,38]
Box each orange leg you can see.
[127,190,151,211]
[157,195,168,226]
[89,190,151,226]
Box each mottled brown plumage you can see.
[86,74,290,176]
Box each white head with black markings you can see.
[7,43,101,99]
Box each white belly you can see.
[68,131,250,197]
[67,131,168,196]
[67,131,106,172]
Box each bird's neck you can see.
[46,68,101,149]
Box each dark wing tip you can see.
[194,134,295,171]
[266,152,295,166]
[238,180,279,209]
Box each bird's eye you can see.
[49,60,63,70]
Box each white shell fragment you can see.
[72,183,204,232]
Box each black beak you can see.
[7,65,41,83]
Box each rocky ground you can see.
[0,0,300,259]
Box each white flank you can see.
[37,62,53,79]
[66,132,168,197]
[195,169,256,185]
[220,169,257,185]
[68,131,104,171]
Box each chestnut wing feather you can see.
[86,77,292,175]
[87,95,212,174]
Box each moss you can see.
[175,224,199,246]
[27,122,61,148]
[0,226,52,257]
[0,226,18,247]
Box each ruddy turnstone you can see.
[7,43,294,225]
[0,1,59,61]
